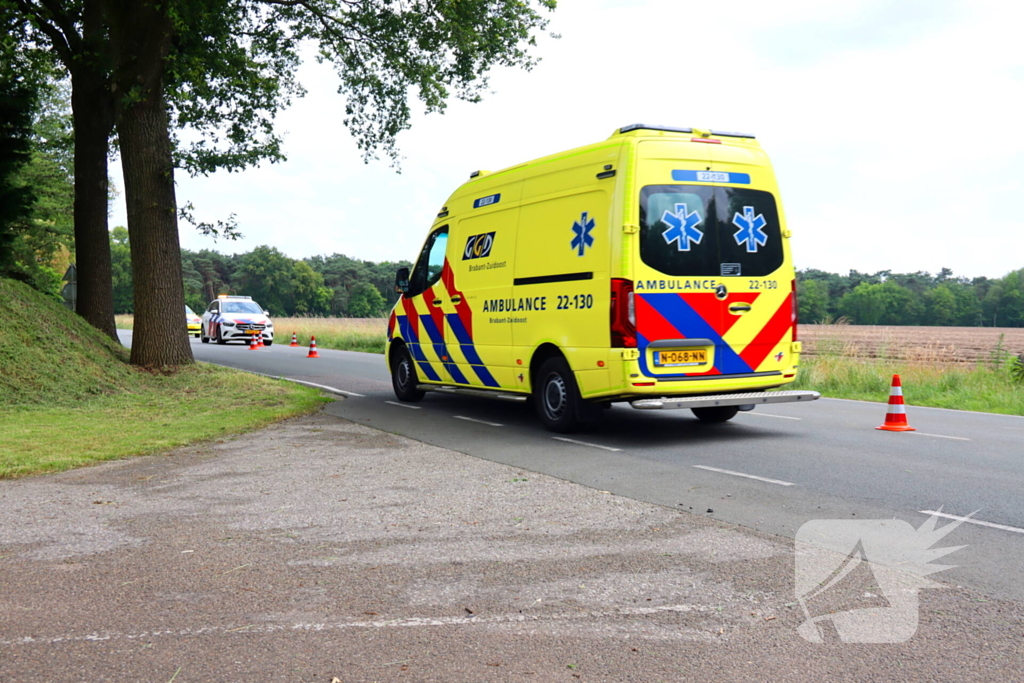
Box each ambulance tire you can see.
[392,345,425,402]
[534,357,584,433]
[691,406,740,423]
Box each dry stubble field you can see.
[800,324,1024,365]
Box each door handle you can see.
[451,295,462,304]
[729,303,752,313]
[432,298,442,306]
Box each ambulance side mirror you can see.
[395,267,410,293]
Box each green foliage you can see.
[797,279,829,323]
[347,281,387,318]
[0,68,38,280]
[800,267,1023,327]
[270,0,557,164]
[0,65,75,298]
[110,226,134,313]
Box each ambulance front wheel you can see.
[534,357,583,433]
[691,406,740,423]
[391,345,425,402]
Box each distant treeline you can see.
[111,228,411,317]
[108,227,1024,326]
[797,267,1024,327]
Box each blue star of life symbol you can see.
[660,203,703,251]
[571,211,595,256]
[732,206,768,253]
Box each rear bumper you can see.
[630,390,820,411]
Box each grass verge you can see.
[793,356,1024,416]
[0,364,329,478]
[1,279,331,478]
[281,317,387,354]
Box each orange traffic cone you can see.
[248,334,259,350]
[876,374,915,431]
[256,333,265,348]
[290,332,299,347]
[307,336,319,358]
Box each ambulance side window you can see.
[408,226,449,297]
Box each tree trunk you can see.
[118,98,193,367]
[106,0,193,367]
[68,0,118,341]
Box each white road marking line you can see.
[919,510,1024,535]
[692,465,796,487]
[740,412,803,421]
[245,371,366,397]
[454,416,504,427]
[284,379,365,397]
[910,432,970,441]
[384,401,421,410]
[551,437,622,452]
[1,603,719,646]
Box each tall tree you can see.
[4,0,120,339]
[102,0,193,365]
[8,0,556,364]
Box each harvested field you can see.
[800,324,1024,366]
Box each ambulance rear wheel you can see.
[534,357,582,433]
[392,345,425,402]
[691,406,739,423]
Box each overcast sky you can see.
[110,0,1023,279]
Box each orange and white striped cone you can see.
[876,374,915,431]
[248,334,259,350]
[290,332,299,347]
[307,335,320,358]
[256,332,265,348]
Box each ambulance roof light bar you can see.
[618,124,755,139]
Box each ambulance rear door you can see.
[632,139,792,381]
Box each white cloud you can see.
[109,0,1023,277]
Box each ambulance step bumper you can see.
[630,390,821,411]
[420,385,528,403]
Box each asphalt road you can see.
[140,332,1024,603]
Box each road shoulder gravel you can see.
[1,411,1022,682]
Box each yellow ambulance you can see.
[386,124,819,432]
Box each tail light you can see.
[610,278,636,348]
[791,279,799,341]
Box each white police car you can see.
[200,295,275,345]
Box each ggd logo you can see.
[463,232,495,260]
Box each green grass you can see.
[792,355,1024,416]
[1,279,330,478]
[0,365,328,477]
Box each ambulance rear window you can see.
[639,185,784,277]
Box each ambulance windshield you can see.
[639,185,783,277]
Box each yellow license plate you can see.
[654,349,708,367]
